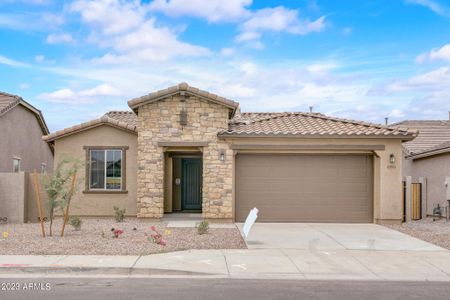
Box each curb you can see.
[0,266,217,276]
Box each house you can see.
[0,92,53,173]
[396,118,450,217]
[43,83,417,224]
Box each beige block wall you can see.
[137,95,233,219]
[225,137,405,223]
[403,154,450,215]
[53,125,138,216]
[0,172,27,223]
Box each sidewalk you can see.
[1,248,450,281]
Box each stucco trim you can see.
[230,144,386,151]
[83,146,129,194]
[157,141,209,147]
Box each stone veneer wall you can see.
[137,95,233,219]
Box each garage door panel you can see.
[235,154,373,223]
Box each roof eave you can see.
[128,85,239,116]
[407,146,450,160]
[43,119,137,143]
[218,133,417,140]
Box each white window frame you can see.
[88,149,123,191]
[12,158,21,173]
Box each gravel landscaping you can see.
[385,218,450,250]
[0,218,247,255]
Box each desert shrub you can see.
[196,220,209,235]
[113,206,126,222]
[69,216,82,231]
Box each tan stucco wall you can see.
[53,125,137,216]
[224,137,405,223]
[0,105,53,173]
[136,95,233,219]
[403,154,450,215]
[0,172,27,223]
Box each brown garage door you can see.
[235,154,373,223]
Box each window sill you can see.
[83,190,128,194]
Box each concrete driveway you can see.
[236,223,443,251]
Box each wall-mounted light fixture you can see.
[219,150,226,161]
[389,153,396,164]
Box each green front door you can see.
[181,158,202,210]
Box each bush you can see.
[196,220,209,235]
[69,216,82,231]
[113,206,126,222]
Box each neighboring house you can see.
[0,92,53,173]
[395,119,450,216]
[43,83,416,224]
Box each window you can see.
[12,158,21,173]
[41,163,47,173]
[89,149,123,191]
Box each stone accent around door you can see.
[136,95,233,219]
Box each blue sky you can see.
[1,0,450,131]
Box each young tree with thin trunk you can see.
[42,157,81,236]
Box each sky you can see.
[1,0,450,132]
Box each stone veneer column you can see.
[136,95,234,220]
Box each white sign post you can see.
[242,207,258,239]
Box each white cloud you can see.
[235,31,261,42]
[38,83,121,104]
[46,33,75,44]
[416,44,450,63]
[149,0,252,22]
[342,27,352,36]
[307,63,338,73]
[35,55,45,63]
[69,0,210,63]
[405,0,449,17]
[78,83,121,97]
[19,83,30,89]
[70,0,148,35]
[4,0,52,4]
[236,7,326,42]
[388,109,405,118]
[0,55,29,67]
[220,47,235,56]
[0,12,64,31]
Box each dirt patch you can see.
[0,218,247,255]
[385,218,450,250]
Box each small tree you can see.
[42,157,81,236]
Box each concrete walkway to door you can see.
[236,223,442,251]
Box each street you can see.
[1,278,450,300]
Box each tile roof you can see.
[220,112,417,138]
[0,92,21,115]
[128,82,239,114]
[407,141,450,159]
[394,120,450,156]
[105,111,137,127]
[43,111,137,142]
[0,91,49,135]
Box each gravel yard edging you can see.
[0,217,247,255]
[385,218,450,250]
